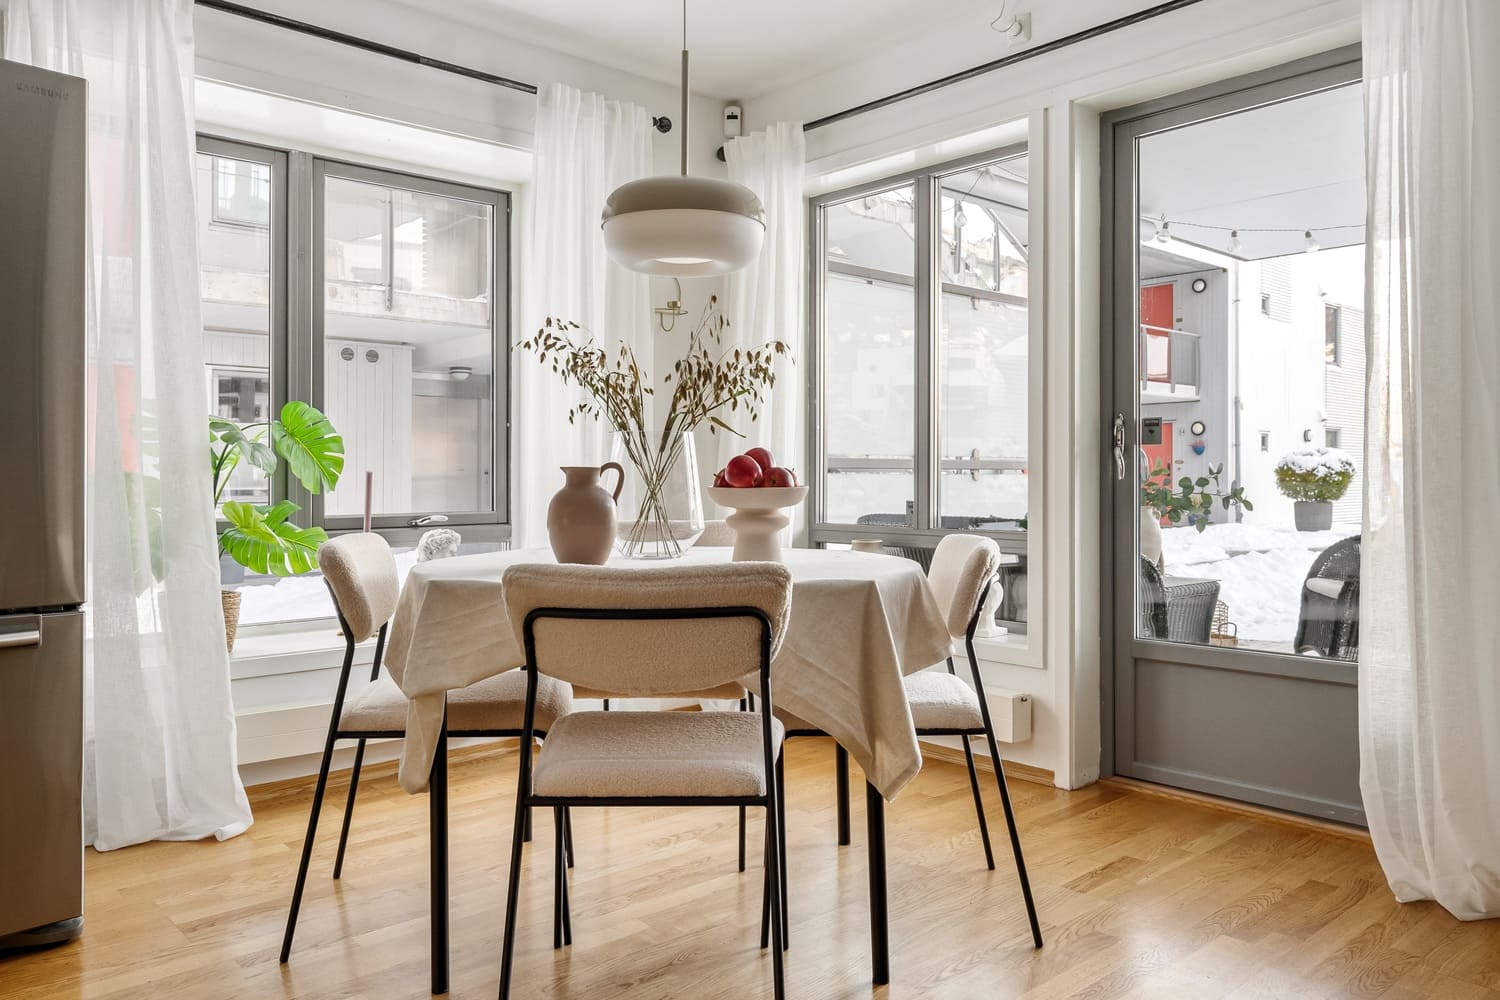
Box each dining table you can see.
[384,545,957,993]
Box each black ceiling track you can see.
[195,0,537,94]
[197,0,1213,134]
[802,0,1213,131]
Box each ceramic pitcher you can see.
[547,463,624,564]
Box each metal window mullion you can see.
[913,175,937,531]
[807,199,828,528]
[287,150,316,522]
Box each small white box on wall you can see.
[983,687,1033,743]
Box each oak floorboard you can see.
[0,739,1496,999]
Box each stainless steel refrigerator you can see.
[0,58,88,950]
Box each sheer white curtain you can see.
[721,123,805,520]
[516,83,653,548]
[4,0,252,850]
[1361,0,1500,919]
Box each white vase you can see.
[1140,506,1164,571]
[610,430,705,559]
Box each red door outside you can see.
[1140,283,1174,383]
[1141,420,1174,525]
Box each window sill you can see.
[230,620,371,679]
[971,633,1042,669]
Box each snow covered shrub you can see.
[1274,447,1355,503]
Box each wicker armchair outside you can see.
[1293,535,1360,659]
[1139,561,1220,643]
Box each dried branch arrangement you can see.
[517,295,788,555]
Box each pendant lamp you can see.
[601,1,765,276]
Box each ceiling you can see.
[405,0,997,99]
[1138,82,1366,261]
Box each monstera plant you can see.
[212,401,344,578]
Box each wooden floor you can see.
[3,740,1498,1000]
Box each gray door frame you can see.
[1098,46,1366,825]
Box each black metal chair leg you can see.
[738,806,747,872]
[280,734,339,963]
[835,743,851,846]
[553,807,567,950]
[497,789,528,998]
[962,737,995,871]
[563,806,575,870]
[332,738,367,880]
[866,781,890,986]
[766,803,786,1000]
[776,753,788,950]
[983,728,1043,948]
[759,825,772,950]
[430,726,450,995]
[523,805,533,843]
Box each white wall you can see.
[745,0,1361,788]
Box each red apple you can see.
[724,454,764,488]
[764,466,798,488]
[712,467,728,488]
[744,447,775,473]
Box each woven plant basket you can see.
[221,589,242,654]
[1209,599,1238,647]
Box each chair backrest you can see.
[317,533,399,643]
[502,563,792,697]
[696,520,736,546]
[927,534,1001,637]
[1306,535,1361,582]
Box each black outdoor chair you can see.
[1293,535,1360,659]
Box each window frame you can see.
[1324,302,1342,366]
[310,157,511,536]
[196,134,512,566]
[806,142,1033,563]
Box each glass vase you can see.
[611,430,705,559]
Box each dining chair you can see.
[279,533,574,965]
[497,562,793,1000]
[770,535,1042,949]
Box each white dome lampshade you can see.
[602,175,765,277]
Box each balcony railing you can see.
[1139,324,1201,397]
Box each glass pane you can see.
[198,152,273,510]
[937,157,1030,530]
[1134,82,1365,655]
[321,174,496,517]
[822,184,917,525]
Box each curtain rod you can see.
[803,0,1212,131]
[198,0,1212,135]
[193,0,674,131]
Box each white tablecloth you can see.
[384,547,954,799]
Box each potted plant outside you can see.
[211,401,344,650]
[1274,447,1355,532]
[1139,461,1253,570]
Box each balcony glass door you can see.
[1103,50,1367,824]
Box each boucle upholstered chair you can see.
[279,533,573,969]
[809,534,1042,948]
[497,562,793,1000]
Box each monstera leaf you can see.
[271,402,345,495]
[218,500,329,577]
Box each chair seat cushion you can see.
[905,671,984,731]
[533,710,784,799]
[340,670,572,734]
[572,681,749,702]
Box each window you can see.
[1260,431,1271,452]
[812,146,1033,632]
[1260,292,1272,316]
[196,137,511,627]
[1325,427,1341,449]
[1324,303,1342,364]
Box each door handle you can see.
[0,630,42,649]
[1112,413,1127,481]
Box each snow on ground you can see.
[1159,521,1359,643]
[236,547,422,626]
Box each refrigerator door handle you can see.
[0,630,42,649]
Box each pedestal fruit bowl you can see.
[708,448,806,562]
